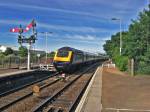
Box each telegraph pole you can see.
[46,32,48,64]
[40,32,52,64]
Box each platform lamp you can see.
[111,18,122,55]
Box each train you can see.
[53,47,106,73]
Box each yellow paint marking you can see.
[54,51,72,62]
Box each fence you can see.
[0,56,28,69]
[0,56,53,69]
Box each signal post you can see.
[16,20,37,70]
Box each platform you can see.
[75,66,102,112]
[0,70,34,78]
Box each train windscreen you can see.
[57,51,69,57]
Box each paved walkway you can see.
[75,67,102,112]
[102,67,150,112]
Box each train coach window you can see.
[57,51,69,57]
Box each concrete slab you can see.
[75,67,103,112]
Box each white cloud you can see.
[0,20,27,26]
[64,34,109,46]
[66,35,95,41]
[38,22,117,33]
[38,34,108,47]
[65,34,110,41]
[0,3,108,20]
[0,19,115,33]
[38,22,101,33]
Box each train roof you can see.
[58,46,83,53]
[57,46,97,56]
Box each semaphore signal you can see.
[10,19,37,70]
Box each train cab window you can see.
[57,51,69,57]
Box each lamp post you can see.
[112,18,122,55]
[40,32,53,64]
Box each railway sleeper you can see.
[53,100,72,108]
[44,106,64,112]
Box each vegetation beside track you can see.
[103,4,150,74]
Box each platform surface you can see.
[75,67,102,112]
[101,67,150,112]
[0,69,34,78]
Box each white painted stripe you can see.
[105,107,150,111]
[100,66,103,111]
[75,66,102,112]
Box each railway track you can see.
[0,71,56,97]
[0,72,60,111]
[32,64,98,112]
[3,75,78,112]
[1,63,99,112]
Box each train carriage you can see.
[53,47,101,73]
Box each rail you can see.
[0,72,59,111]
[0,71,58,97]
[32,63,98,112]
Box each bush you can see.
[114,55,128,71]
[18,46,28,57]
[0,53,5,58]
[137,61,150,74]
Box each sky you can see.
[0,0,149,53]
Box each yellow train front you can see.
[53,47,101,73]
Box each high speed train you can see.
[53,47,104,73]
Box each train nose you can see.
[55,62,64,68]
[53,61,70,70]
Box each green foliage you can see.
[114,55,128,71]
[137,61,150,74]
[0,53,5,58]
[18,46,28,57]
[47,51,55,58]
[103,4,150,74]
[4,47,13,56]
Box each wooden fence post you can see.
[131,58,134,76]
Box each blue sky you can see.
[0,0,148,53]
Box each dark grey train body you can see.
[53,47,104,73]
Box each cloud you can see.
[38,33,110,47]
[38,33,108,46]
[0,2,135,24]
[66,35,96,41]
[64,34,109,44]
[38,22,101,33]
[0,3,108,20]
[0,20,27,26]
[0,19,115,33]
[38,22,118,33]
[0,32,18,38]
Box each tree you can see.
[18,46,28,57]
[0,53,5,58]
[47,51,55,58]
[103,4,150,74]
[4,47,13,56]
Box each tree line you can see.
[103,4,150,74]
[0,46,55,58]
